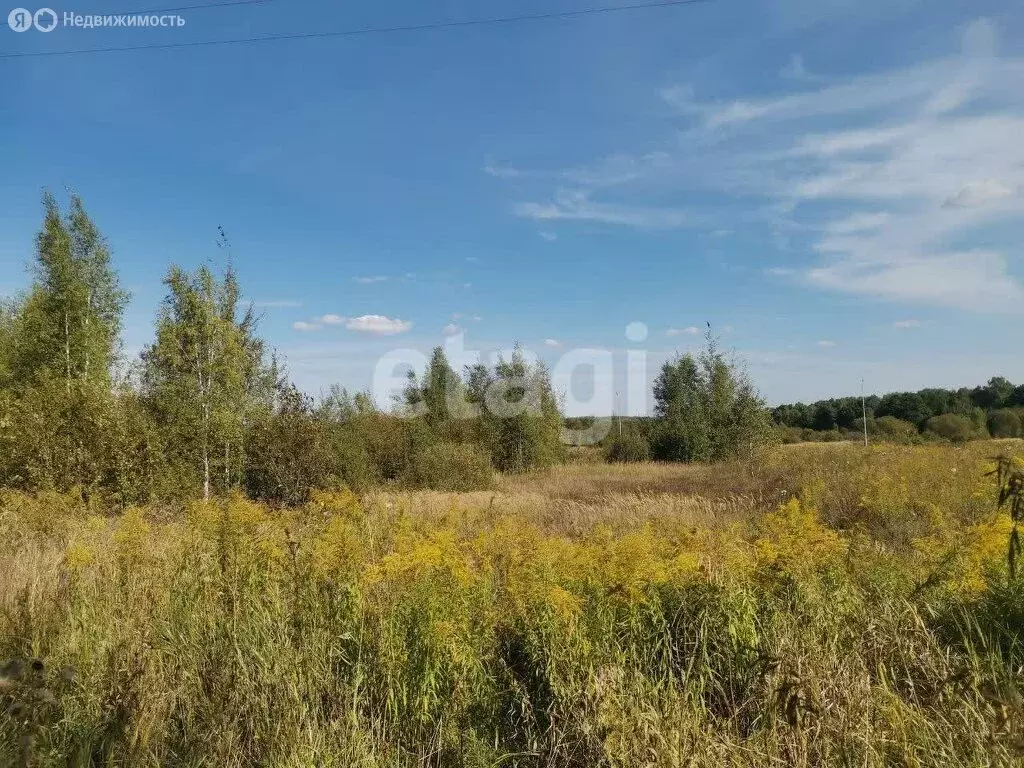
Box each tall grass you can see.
[1,443,1023,766]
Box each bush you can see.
[987,408,1022,439]
[604,431,651,463]
[407,441,493,491]
[859,415,921,444]
[924,413,983,443]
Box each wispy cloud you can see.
[893,319,922,328]
[943,179,1015,208]
[292,320,322,332]
[539,231,558,241]
[353,276,389,284]
[443,323,461,336]
[666,326,700,336]
[515,189,691,229]
[671,18,1024,311]
[483,162,522,179]
[515,18,1024,312]
[320,314,345,325]
[346,314,412,335]
[816,340,836,348]
[544,338,562,347]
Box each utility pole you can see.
[861,378,869,448]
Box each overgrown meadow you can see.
[3,441,1024,767]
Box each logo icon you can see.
[8,7,32,31]
[33,6,55,31]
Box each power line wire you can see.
[104,0,270,16]
[0,0,711,60]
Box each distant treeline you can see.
[770,378,1024,443]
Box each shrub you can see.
[858,415,921,443]
[924,413,983,443]
[987,408,1022,439]
[406,441,493,491]
[604,431,652,463]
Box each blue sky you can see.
[2,0,1023,414]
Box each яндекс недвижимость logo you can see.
[8,7,184,30]
[8,7,56,31]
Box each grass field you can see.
[2,442,1024,766]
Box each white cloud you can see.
[544,338,562,347]
[893,319,922,328]
[515,189,691,229]
[816,340,836,348]
[443,323,461,336]
[465,256,479,263]
[345,314,412,335]
[666,326,700,336]
[539,231,558,241]
[562,18,1024,312]
[807,251,1023,311]
[563,151,671,188]
[320,314,345,325]
[483,163,522,179]
[292,321,322,332]
[354,276,388,284]
[824,212,890,235]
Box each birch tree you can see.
[141,262,272,499]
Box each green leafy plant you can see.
[989,454,1024,578]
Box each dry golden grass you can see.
[1,441,1023,767]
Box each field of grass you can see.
[2,442,1024,766]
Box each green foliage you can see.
[245,383,337,505]
[8,192,128,390]
[406,441,493,491]
[0,192,135,497]
[848,415,922,444]
[987,409,1023,439]
[604,428,652,462]
[140,261,275,499]
[925,413,985,443]
[652,331,772,462]
[774,376,1024,441]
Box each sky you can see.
[2,0,1023,415]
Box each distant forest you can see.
[769,377,1024,443]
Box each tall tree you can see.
[481,347,563,472]
[653,330,770,462]
[12,191,128,389]
[0,192,131,493]
[141,262,273,499]
[653,353,709,462]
